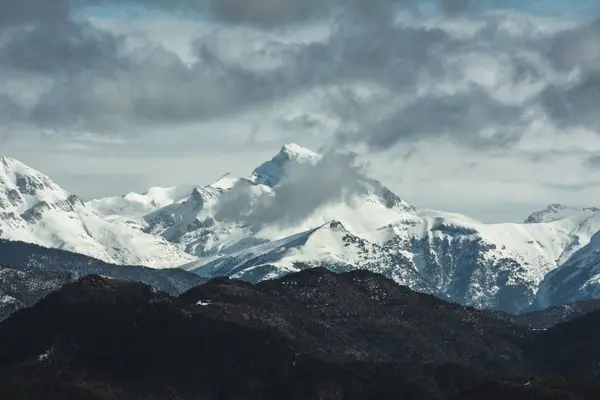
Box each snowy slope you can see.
[524,204,600,224]
[0,157,196,268]
[86,144,600,313]
[369,207,600,312]
[535,230,600,309]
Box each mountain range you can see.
[1,144,600,314]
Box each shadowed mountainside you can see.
[0,239,207,320]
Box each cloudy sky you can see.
[1,0,600,222]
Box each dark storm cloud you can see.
[27,37,304,131]
[584,153,600,169]
[0,0,264,130]
[0,95,22,117]
[439,0,471,14]
[0,0,128,80]
[209,0,329,26]
[0,21,123,74]
[540,18,600,131]
[540,73,600,131]
[0,0,597,153]
[338,89,524,151]
[316,12,535,152]
[13,4,455,132]
[208,0,411,27]
[0,95,25,133]
[0,95,26,146]
[207,0,478,27]
[1,0,530,148]
[0,0,70,27]
[328,24,449,84]
[547,18,600,73]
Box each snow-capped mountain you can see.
[87,144,600,313]
[0,156,196,267]
[184,201,600,313]
[0,143,589,314]
[91,143,413,259]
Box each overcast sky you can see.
[1,0,600,223]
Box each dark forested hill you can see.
[1,268,600,399]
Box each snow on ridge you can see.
[279,143,321,160]
[88,185,196,219]
[209,173,239,190]
[525,203,600,224]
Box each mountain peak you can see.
[0,156,72,213]
[278,143,320,161]
[249,143,320,187]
